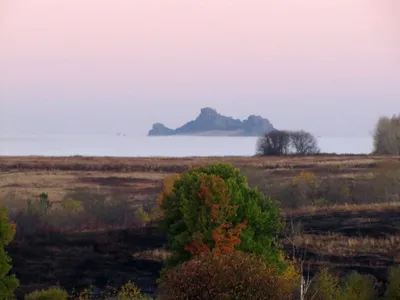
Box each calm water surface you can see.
[0,134,373,157]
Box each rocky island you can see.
[148,107,275,137]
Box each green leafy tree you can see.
[161,163,283,270]
[0,207,19,299]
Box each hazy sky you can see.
[1,0,399,136]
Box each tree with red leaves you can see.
[160,163,283,271]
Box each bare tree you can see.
[290,130,320,155]
[373,114,400,155]
[256,130,291,156]
[283,217,314,300]
[257,130,320,156]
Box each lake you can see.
[0,134,373,157]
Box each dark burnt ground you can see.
[289,210,400,237]
[8,226,167,299]
[10,208,400,299]
[282,208,400,284]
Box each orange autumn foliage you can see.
[184,175,248,257]
[212,220,248,257]
[157,174,180,206]
[184,240,209,256]
[151,174,180,221]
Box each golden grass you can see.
[0,169,169,202]
[284,202,400,216]
[1,155,396,171]
[1,154,399,208]
[284,233,400,256]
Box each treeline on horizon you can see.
[256,113,400,156]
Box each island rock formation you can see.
[148,107,275,137]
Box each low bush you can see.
[117,281,153,300]
[372,163,400,203]
[60,199,84,214]
[340,271,376,300]
[309,268,340,300]
[68,281,153,299]
[63,189,134,227]
[134,206,150,224]
[10,189,148,238]
[27,193,52,216]
[308,268,377,300]
[24,287,68,300]
[385,265,400,300]
[158,251,294,300]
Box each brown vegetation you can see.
[1,154,400,298]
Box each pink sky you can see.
[0,0,399,136]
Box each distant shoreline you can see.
[148,130,251,137]
[0,135,373,156]
[0,153,373,160]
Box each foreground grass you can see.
[2,154,400,297]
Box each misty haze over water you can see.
[0,134,373,157]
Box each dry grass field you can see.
[0,154,388,200]
[1,154,400,297]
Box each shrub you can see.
[340,271,376,300]
[161,163,283,270]
[279,252,302,296]
[117,281,152,300]
[134,206,150,224]
[27,193,52,216]
[372,162,400,203]
[62,189,133,227]
[158,251,294,300]
[310,268,340,300]
[24,287,68,300]
[309,269,377,300]
[60,199,84,214]
[291,171,320,205]
[0,207,19,299]
[273,172,355,208]
[385,265,400,300]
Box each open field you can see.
[0,154,394,201]
[1,155,400,297]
